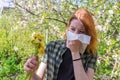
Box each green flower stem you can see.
[25,72,32,80]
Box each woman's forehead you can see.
[70,19,85,29]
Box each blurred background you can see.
[0,0,120,80]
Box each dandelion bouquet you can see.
[25,32,45,80]
[31,33,45,55]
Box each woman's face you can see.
[67,19,87,53]
[69,19,86,34]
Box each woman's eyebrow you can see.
[70,24,85,31]
[70,25,75,27]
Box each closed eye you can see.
[70,26,75,31]
[78,31,86,34]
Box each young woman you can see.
[24,8,98,80]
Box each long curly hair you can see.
[66,8,98,55]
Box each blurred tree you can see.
[0,0,120,79]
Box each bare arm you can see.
[31,73,42,80]
[31,62,47,80]
[36,62,46,79]
[72,52,94,80]
[66,40,95,80]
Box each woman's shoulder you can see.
[46,40,66,48]
[84,50,98,58]
[47,40,65,46]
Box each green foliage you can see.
[0,0,120,80]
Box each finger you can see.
[31,60,39,66]
[27,57,39,67]
[35,56,39,61]
[24,63,33,72]
[27,56,36,63]
[31,56,39,61]
[69,41,73,45]
[28,62,36,69]
[24,65,33,72]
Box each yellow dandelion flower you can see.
[30,33,45,55]
[39,48,44,54]
[31,39,41,44]
[34,34,44,41]
[40,43,45,48]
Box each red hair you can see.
[66,8,98,55]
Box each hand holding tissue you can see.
[66,31,91,54]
